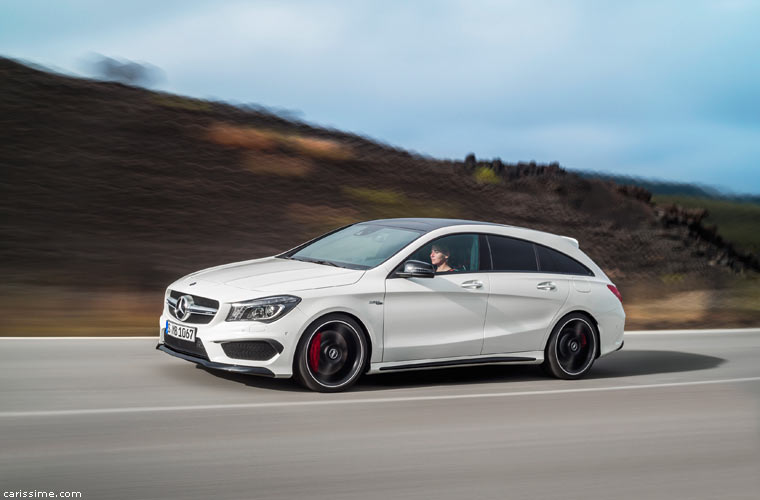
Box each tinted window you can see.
[406,234,484,273]
[535,245,593,276]
[487,235,538,272]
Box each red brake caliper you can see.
[580,333,587,346]
[308,332,322,372]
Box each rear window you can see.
[487,235,538,272]
[535,244,594,276]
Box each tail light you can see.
[607,284,622,303]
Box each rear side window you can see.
[487,235,538,272]
[535,244,594,276]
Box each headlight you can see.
[226,295,301,322]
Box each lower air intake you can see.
[221,341,279,361]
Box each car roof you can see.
[362,217,582,251]
[361,218,509,232]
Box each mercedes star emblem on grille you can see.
[176,295,194,321]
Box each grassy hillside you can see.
[653,195,760,256]
[1,57,758,333]
[578,171,760,204]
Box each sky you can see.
[2,0,760,194]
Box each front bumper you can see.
[157,344,275,377]
[158,304,307,378]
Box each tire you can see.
[543,313,598,380]
[294,314,368,392]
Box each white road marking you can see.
[625,328,760,335]
[2,376,758,419]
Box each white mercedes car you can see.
[158,218,625,392]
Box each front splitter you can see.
[157,344,276,377]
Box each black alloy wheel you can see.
[295,314,367,392]
[544,313,598,379]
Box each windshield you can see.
[284,224,423,269]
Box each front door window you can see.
[406,234,486,274]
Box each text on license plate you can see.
[166,320,197,342]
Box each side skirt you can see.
[369,351,543,374]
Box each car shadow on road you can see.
[588,349,724,379]
[355,349,725,391]
[356,364,546,391]
[192,349,725,392]
[193,366,304,392]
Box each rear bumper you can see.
[597,306,626,357]
[157,344,276,377]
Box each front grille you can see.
[167,290,219,324]
[221,341,278,361]
[169,290,219,308]
[164,334,209,360]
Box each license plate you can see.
[166,320,197,342]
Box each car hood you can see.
[185,257,365,293]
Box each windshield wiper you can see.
[292,257,341,268]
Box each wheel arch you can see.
[293,310,374,374]
[559,309,601,359]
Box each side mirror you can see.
[396,260,435,278]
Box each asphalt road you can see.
[1,330,759,500]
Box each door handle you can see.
[460,280,484,289]
[537,281,557,291]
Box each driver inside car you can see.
[430,242,457,273]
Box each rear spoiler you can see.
[561,236,579,248]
